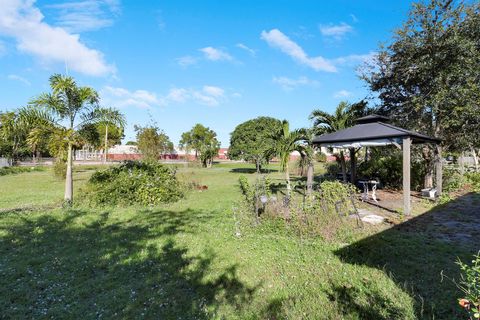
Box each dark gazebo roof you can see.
[312,114,440,146]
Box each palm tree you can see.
[93,107,126,163]
[272,120,306,195]
[309,101,354,182]
[25,74,118,204]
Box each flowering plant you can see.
[457,253,480,319]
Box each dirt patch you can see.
[359,189,480,247]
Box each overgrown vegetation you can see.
[0,166,44,176]
[81,161,183,206]
[456,252,480,319]
[237,175,360,242]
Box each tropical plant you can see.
[23,74,116,204]
[0,111,29,162]
[93,107,126,163]
[271,120,306,195]
[310,101,356,182]
[180,124,220,167]
[229,117,282,173]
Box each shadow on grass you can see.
[335,192,480,319]
[0,208,258,319]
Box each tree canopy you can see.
[229,116,282,172]
[179,124,220,167]
[362,0,480,153]
[135,125,174,161]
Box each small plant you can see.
[238,175,253,202]
[457,252,480,319]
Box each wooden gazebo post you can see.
[403,137,411,215]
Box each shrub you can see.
[357,151,425,190]
[466,172,480,193]
[457,252,480,319]
[0,166,44,176]
[81,161,184,206]
[443,167,466,193]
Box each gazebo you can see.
[312,114,442,215]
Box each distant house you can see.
[104,145,230,162]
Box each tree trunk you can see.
[256,158,261,173]
[32,147,37,165]
[340,150,347,182]
[459,151,465,175]
[471,147,478,172]
[285,161,291,195]
[306,162,314,196]
[422,146,434,188]
[65,142,73,204]
[349,148,356,184]
[104,125,108,164]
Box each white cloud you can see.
[101,86,164,109]
[102,85,229,108]
[350,14,359,23]
[334,90,352,99]
[199,47,233,61]
[190,86,226,106]
[0,0,114,77]
[319,23,353,39]
[202,85,224,97]
[260,29,336,72]
[236,43,256,56]
[273,76,319,91]
[7,74,31,86]
[334,52,376,66]
[45,0,120,33]
[166,88,189,103]
[176,55,198,67]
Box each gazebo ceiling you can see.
[312,114,440,147]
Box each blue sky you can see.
[0,0,413,146]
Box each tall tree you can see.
[362,0,480,185]
[229,117,282,173]
[310,101,355,182]
[135,125,173,162]
[26,74,114,204]
[180,124,220,167]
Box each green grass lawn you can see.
[0,162,476,319]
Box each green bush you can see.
[81,161,184,206]
[466,172,480,193]
[0,166,44,176]
[443,167,466,193]
[357,151,425,190]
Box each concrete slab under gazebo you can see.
[312,114,442,215]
